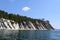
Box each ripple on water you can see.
[0,30,60,40]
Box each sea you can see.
[0,30,60,40]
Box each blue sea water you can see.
[0,30,60,40]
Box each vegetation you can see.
[0,10,43,23]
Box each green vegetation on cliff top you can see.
[0,10,45,23]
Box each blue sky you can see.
[0,0,60,29]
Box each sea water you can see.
[0,30,60,40]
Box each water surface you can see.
[0,30,60,40]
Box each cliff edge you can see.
[0,10,54,30]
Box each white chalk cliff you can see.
[0,18,54,30]
[0,10,54,30]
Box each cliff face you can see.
[0,10,54,30]
[0,18,54,30]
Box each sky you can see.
[0,0,60,29]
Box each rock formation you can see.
[0,10,54,30]
[0,18,54,30]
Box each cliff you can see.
[0,10,54,30]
